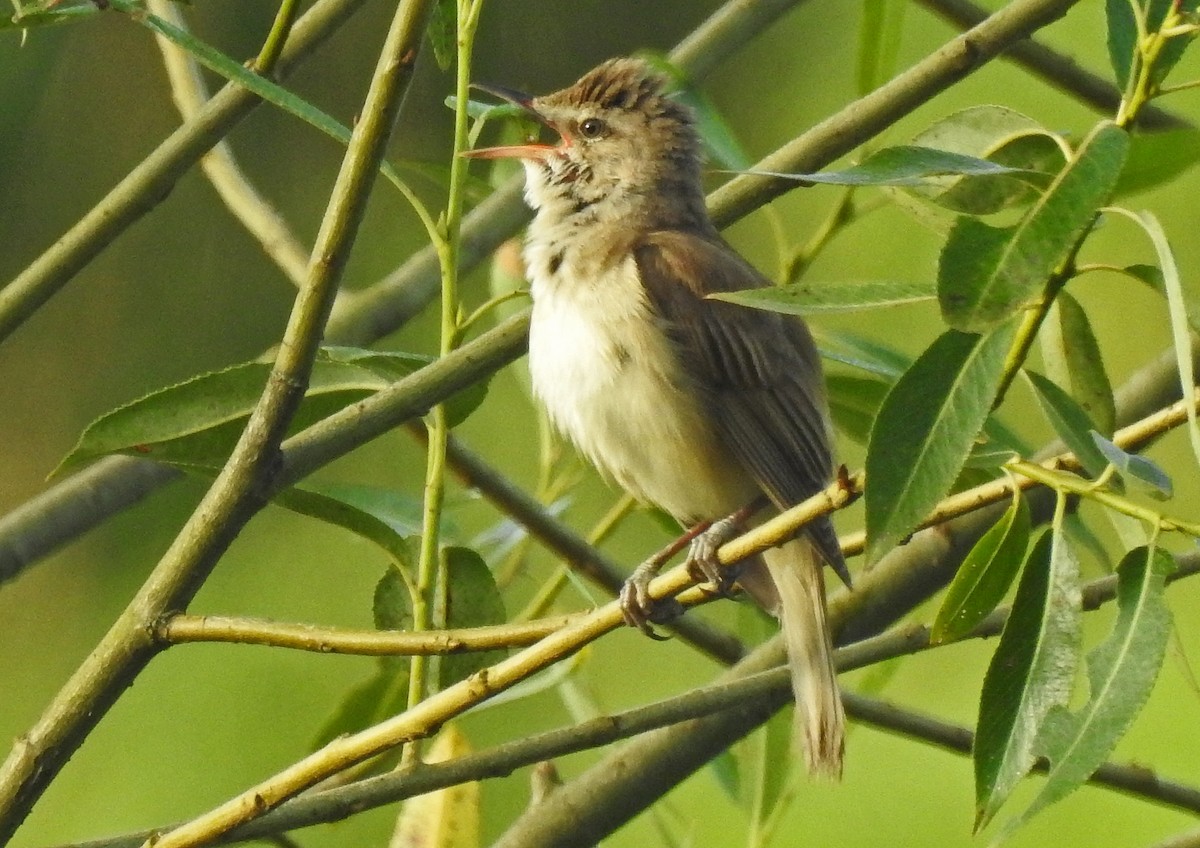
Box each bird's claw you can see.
[619,563,682,638]
[684,514,741,595]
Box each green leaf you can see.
[1135,210,1200,471]
[857,0,907,95]
[321,346,489,426]
[744,145,1031,187]
[54,348,488,476]
[1148,8,1200,90]
[1023,370,1112,480]
[427,0,456,71]
[1106,0,1138,91]
[53,359,388,475]
[1006,546,1176,833]
[313,566,413,749]
[1115,129,1200,197]
[930,134,1062,215]
[812,327,911,380]
[939,123,1130,332]
[106,0,437,215]
[932,494,1031,645]
[274,484,424,560]
[1039,292,1116,436]
[900,106,1062,215]
[1091,433,1174,499]
[865,321,1017,565]
[637,52,753,170]
[827,374,892,445]
[2,1,98,28]
[439,547,507,689]
[974,528,1082,830]
[710,279,935,315]
[1120,261,1200,337]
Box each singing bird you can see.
[466,57,848,776]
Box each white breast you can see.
[526,247,757,523]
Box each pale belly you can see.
[527,256,758,524]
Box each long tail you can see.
[761,539,844,778]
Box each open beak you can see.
[461,82,560,161]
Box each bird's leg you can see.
[620,519,712,636]
[619,497,767,636]
[684,498,765,593]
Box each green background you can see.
[1,1,1198,846]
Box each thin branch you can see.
[148,0,311,288]
[156,613,580,655]
[843,691,1200,814]
[0,2,433,838]
[427,427,747,666]
[0,0,371,346]
[707,0,1086,228]
[65,552,1200,848]
[917,0,1190,129]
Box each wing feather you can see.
[634,230,848,580]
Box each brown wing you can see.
[634,229,849,584]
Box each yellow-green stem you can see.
[410,0,486,734]
[1007,459,1200,536]
[254,0,301,73]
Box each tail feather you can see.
[761,539,844,778]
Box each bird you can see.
[465,57,847,777]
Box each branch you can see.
[707,0,1085,227]
[156,613,579,655]
[917,0,1191,130]
[0,2,434,838]
[842,691,1200,814]
[66,551,1200,848]
[148,0,311,288]
[0,0,371,346]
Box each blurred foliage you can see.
[1,2,1200,848]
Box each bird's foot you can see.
[619,559,683,639]
[684,513,743,596]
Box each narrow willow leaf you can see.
[639,52,753,170]
[54,348,486,475]
[2,3,97,28]
[939,123,1130,332]
[1116,129,1200,197]
[1121,262,1200,337]
[743,146,1030,187]
[439,547,507,689]
[1136,210,1200,470]
[274,484,425,562]
[1040,293,1116,435]
[392,725,479,848]
[1091,433,1174,499]
[901,106,1061,215]
[426,0,456,71]
[812,327,911,380]
[53,360,387,475]
[865,321,1016,565]
[857,0,907,94]
[109,0,438,208]
[710,279,935,314]
[321,346,489,426]
[1007,546,1176,833]
[313,566,412,749]
[828,374,892,445]
[931,134,1061,215]
[1023,370,1112,479]
[932,494,1030,644]
[974,528,1082,830]
[1148,6,1200,90]
[1105,0,1138,91]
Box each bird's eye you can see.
[578,117,607,139]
